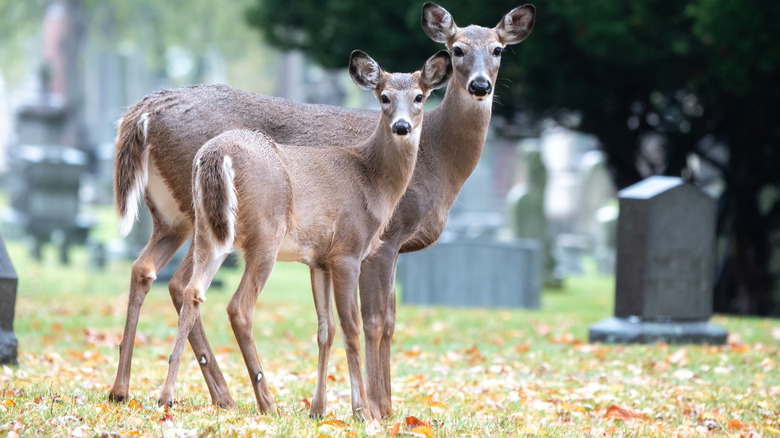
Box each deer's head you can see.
[422,3,535,103]
[349,50,452,144]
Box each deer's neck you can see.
[360,125,419,208]
[421,84,492,184]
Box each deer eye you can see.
[452,46,464,57]
[492,47,503,57]
[381,95,390,104]
[415,94,424,103]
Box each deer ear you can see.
[349,50,383,91]
[421,50,453,92]
[422,3,456,44]
[495,4,535,45]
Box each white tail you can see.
[155,50,452,420]
[109,3,534,419]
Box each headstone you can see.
[506,144,559,285]
[398,240,541,309]
[589,176,727,344]
[0,234,18,364]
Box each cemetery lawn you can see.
[2,241,779,437]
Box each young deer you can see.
[155,50,452,420]
[109,2,534,419]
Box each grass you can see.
[0,234,779,437]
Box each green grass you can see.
[0,237,779,437]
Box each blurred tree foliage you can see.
[247,0,780,315]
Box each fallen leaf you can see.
[389,422,401,437]
[318,419,346,429]
[668,348,687,365]
[727,419,744,430]
[411,425,435,437]
[604,404,648,421]
[405,416,431,428]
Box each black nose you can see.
[393,120,411,136]
[468,77,492,97]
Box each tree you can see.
[246,0,780,315]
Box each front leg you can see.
[310,268,336,418]
[359,243,400,419]
[332,258,373,421]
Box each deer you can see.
[154,50,452,420]
[109,2,535,420]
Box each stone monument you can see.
[0,234,18,364]
[589,176,727,344]
[399,240,541,309]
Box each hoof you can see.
[108,393,125,403]
[157,398,174,408]
[215,398,238,409]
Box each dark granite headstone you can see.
[589,176,727,344]
[399,240,541,308]
[0,234,19,364]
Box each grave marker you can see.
[0,234,18,364]
[589,176,727,344]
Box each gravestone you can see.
[589,176,727,344]
[506,145,559,286]
[399,240,541,309]
[0,234,18,364]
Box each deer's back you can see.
[135,84,379,220]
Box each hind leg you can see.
[226,249,279,412]
[109,224,190,403]
[158,243,227,408]
[168,244,236,408]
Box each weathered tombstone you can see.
[0,234,18,364]
[589,176,727,344]
[398,240,541,309]
[506,144,559,286]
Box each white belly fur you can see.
[147,159,187,227]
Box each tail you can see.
[194,148,238,256]
[113,110,151,237]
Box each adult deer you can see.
[155,50,452,420]
[109,2,535,419]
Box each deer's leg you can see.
[309,267,335,418]
[226,251,277,413]
[168,245,236,408]
[359,243,400,419]
[332,258,372,421]
[109,226,190,403]
[158,247,227,408]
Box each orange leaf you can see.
[318,419,346,429]
[127,399,143,410]
[604,404,647,421]
[515,344,530,353]
[727,419,744,430]
[411,425,435,437]
[1,399,16,409]
[389,422,401,437]
[405,416,430,427]
[731,344,750,354]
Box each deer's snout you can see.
[468,76,492,97]
[392,120,411,136]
